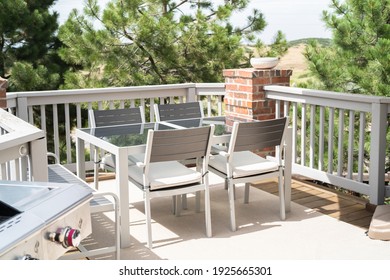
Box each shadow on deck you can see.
[72,175,387,260]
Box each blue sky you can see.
[53,0,333,43]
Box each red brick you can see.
[270,76,290,84]
[236,70,254,78]
[223,70,236,77]
[238,85,254,93]
[0,99,7,108]
[252,77,272,86]
[232,92,248,99]
[225,84,239,91]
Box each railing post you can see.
[186,86,196,102]
[369,102,387,205]
[29,137,48,181]
[16,96,29,122]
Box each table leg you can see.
[116,148,131,248]
[76,137,86,180]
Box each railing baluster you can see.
[358,112,366,182]
[53,104,60,161]
[40,105,46,132]
[65,103,72,164]
[318,106,325,171]
[309,104,316,168]
[150,98,155,122]
[347,110,355,179]
[328,107,335,174]
[283,101,289,118]
[207,95,212,117]
[217,95,222,116]
[76,103,81,128]
[275,100,281,118]
[28,106,34,125]
[337,109,345,176]
[291,102,297,163]
[301,104,307,166]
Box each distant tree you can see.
[0,0,64,91]
[304,0,390,96]
[58,0,287,88]
[255,31,288,58]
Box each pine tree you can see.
[304,0,390,96]
[0,0,63,91]
[58,0,286,88]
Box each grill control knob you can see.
[21,254,39,260]
[49,226,81,248]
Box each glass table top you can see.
[79,122,174,147]
[163,116,231,136]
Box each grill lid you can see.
[0,180,93,255]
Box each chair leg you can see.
[204,188,212,237]
[244,183,250,204]
[93,148,99,190]
[278,171,286,220]
[175,195,181,217]
[171,195,176,214]
[227,179,236,231]
[144,192,153,249]
[195,191,201,213]
[182,194,188,210]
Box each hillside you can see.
[278,43,308,84]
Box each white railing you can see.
[5,83,225,170]
[266,85,390,204]
[0,108,48,182]
[4,82,390,204]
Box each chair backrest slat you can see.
[233,118,287,152]
[148,126,213,163]
[90,107,145,127]
[155,101,203,121]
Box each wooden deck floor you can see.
[252,177,375,230]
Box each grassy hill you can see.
[288,38,332,47]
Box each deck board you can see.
[252,177,374,230]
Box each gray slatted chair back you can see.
[147,126,213,164]
[154,101,204,121]
[89,107,145,127]
[232,117,288,153]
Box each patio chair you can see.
[154,101,204,121]
[154,101,206,210]
[88,107,145,189]
[127,125,215,249]
[208,117,289,231]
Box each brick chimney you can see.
[0,77,8,108]
[223,68,292,156]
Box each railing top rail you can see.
[7,83,196,97]
[265,85,390,105]
[0,108,44,150]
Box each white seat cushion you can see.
[128,161,202,191]
[101,153,145,170]
[209,151,279,178]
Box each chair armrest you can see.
[218,151,230,158]
[136,161,146,168]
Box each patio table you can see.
[75,116,291,248]
[75,122,174,248]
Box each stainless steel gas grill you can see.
[0,180,93,260]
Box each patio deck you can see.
[75,173,389,260]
